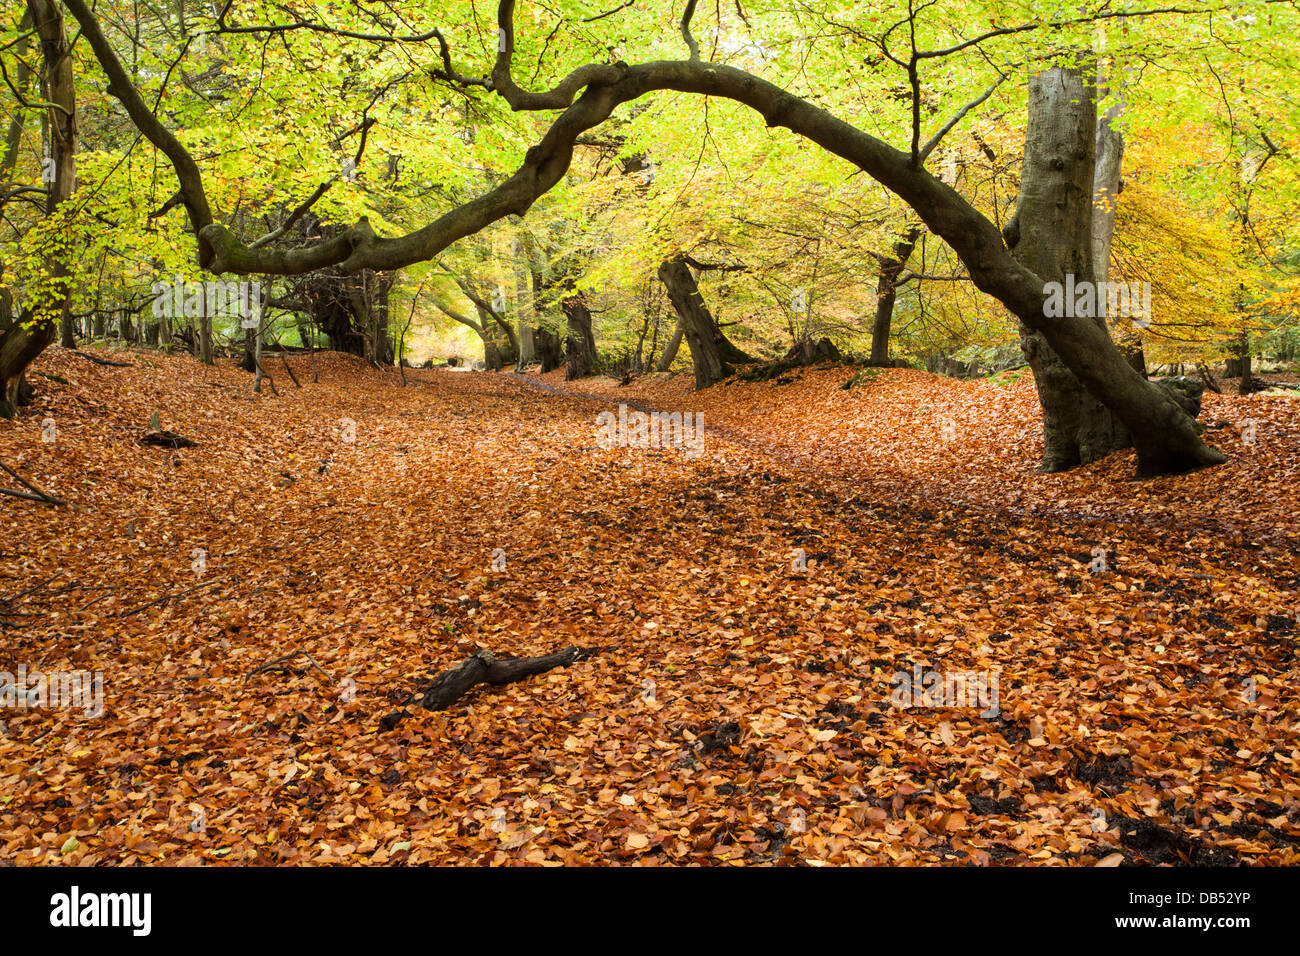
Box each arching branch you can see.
[62,0,1226,475]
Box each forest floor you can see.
[1,346,1297,865]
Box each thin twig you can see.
[120,577,223,617]
[244,650,333,684]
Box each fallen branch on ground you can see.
[0,462,67,506]
[0,487,63,505]
[380,645,603,730]
[69,350,133,367]
[141,429,196,448]
[120,577,222,617]
[0,573,61,625]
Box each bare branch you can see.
[213,8,440,45]
[250,117,375,248]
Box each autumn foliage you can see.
[1,349,1296,865]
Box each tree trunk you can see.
[1008,67,1128,472]
[1233,331,1252,394]
[870,228,921,366]
[1092,76,1146,379]
[656,316,685,372]
[0,0,75,417]
[515,237,536,368]
[253,325,264,392]
[348,270,395,364]
[0,10,30,184]
[304,267,395,363]
[563,292,597,380]
[535,326,563,372]
[486,308,517,366]
[60,308,76,349]
[241,325,257,372]
[475,304,515,370]
[198,303,213,365]
[657,255,751,389]
[524,266,562,372]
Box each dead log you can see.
[380,645,600,729]
[419,646,597,709]
[141,430,195,448]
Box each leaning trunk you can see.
[656,316,685,372]
[657,256,751,389]
[0,0,76,416]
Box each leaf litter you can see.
[0,350,1296,865]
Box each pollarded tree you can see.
[657,254,754,388]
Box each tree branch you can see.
[680,0,701,61]
[62,0,215,260]
[917,73,1007,164]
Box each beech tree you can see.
[1005,67,1129,472]
[39,0,1241,474]
[869,227,922,368]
